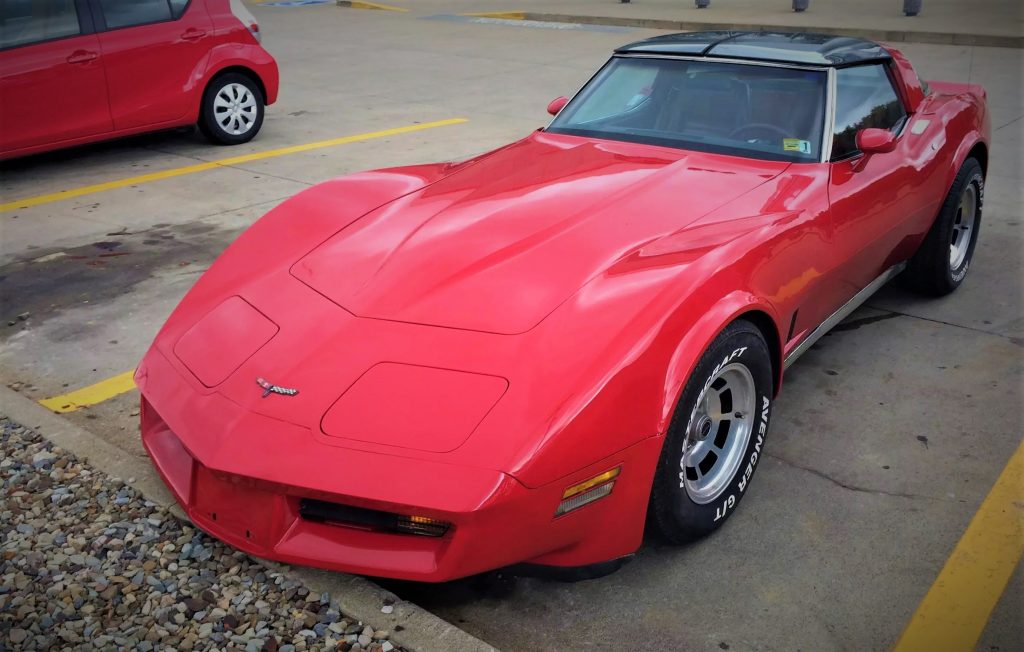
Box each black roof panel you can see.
[615,31,891,67]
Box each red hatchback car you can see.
[0,0,279,159]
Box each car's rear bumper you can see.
[137,348,660,582]
[257,53,279,106]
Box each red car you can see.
[0,0,278,160]
[136,32,989,581]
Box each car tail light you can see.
[230,0,261,42]
[299,498,451,537]
[555,467,621,517]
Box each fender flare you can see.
[190,43,280,119]
[658,291,784,435]
[951,133,987,180]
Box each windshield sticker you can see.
[783,138,812,154]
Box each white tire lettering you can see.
[738,396,770,495]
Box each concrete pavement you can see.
[358,0,1024,46]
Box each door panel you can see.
[828,153,917,297]
[825,63,932,304]
[0,1,112,153]
[96,0,214,130]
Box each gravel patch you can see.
[0,416,405,652]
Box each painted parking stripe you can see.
[39,371,137,413]
[893,440,1024,651]
[426,13,634,32]
[337,0,409,11]
[0,118,467,213]
[261,0,333,6]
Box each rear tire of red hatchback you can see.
[199,73,265,145]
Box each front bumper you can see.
[138,349,660,582]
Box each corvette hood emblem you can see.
[256,377,299,398]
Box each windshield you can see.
[547,56,828,163]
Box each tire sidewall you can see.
[946,164,984,288]
[661,325,774,536]
[201,74,264,145]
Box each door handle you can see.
[181,28,207,41]
[67,50,98,64]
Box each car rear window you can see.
[99,0,178,29]
[0,0,81,49]
[547,57,828,163]
[170,0,191,19]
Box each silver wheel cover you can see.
[213,82,258,136]
[949,182,978,270]
[682,363,757,504]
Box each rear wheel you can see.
[649,320,774,543]
[903,157,984,296]
[198,73,265,145]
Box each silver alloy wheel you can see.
[213,82,258,136]
[682,362,756,504]
[949,182,978,269]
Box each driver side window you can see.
[831,64,906,160]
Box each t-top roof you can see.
[615,31,892,67]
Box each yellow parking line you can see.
[0,118,467,213]
[39,371,137,413]
[893,440,1024,651]
[459,11,527,20]
[338,1,409,12]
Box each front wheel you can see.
[198,73,265,145]
[648,320,774,543]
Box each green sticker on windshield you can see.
[783,138,812,154]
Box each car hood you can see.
[291,132,788,334]
[291,132,789,334]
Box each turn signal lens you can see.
[299,499,451,537]
[556,467,621,517]
[395,515,450,537]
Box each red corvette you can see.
[136,32,989,582]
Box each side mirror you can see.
[856,128,897,154]
[547,96,569,116]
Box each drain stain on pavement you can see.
[0,221,239,333]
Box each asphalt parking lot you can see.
[1,2,1021,651]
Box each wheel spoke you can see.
[710,410,744,421]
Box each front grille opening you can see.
[299,498,450,538]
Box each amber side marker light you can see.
[555,467,621,517]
